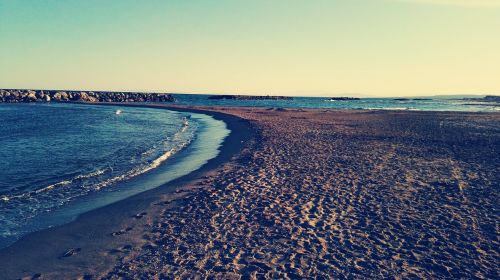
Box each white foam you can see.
[364,107,420,111]
[89,120,193,191]
[74,168,107,180]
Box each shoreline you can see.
[0,105,498,279]
[0,103,256,279]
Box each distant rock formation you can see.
[327,97,361,101]
[483,95,500,102]
[0,89,175,103]
[460,95,500,103]
[208,95,293,100]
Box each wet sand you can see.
[1,106,499,279]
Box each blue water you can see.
[0,103,229,248]
[172,94,500,112]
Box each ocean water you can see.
[0,103,229,248]
[173,94,500,112]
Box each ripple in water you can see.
[0,103,199,245]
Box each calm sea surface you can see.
[173,94,499,112]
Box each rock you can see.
[483,95,500,102]
[35,91,44,99]
[53,91,69,101]
[26,91,37,102]
[52,92,61,101]
[462,95,500,103]
[74,92,98,102]
[328,97,360,101]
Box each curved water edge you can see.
[0,103,230,248]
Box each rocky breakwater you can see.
[0,89,175,103]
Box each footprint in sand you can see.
[111,227,133,236]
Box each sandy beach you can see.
[1,106,499,279]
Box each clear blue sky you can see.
[1,0,499,96]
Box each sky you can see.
[0,0,499,97]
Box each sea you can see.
[175,94,500,112]
[0,94,498,248]
[0,102,229,248]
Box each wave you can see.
[0,115,196,245]
[0,168,110,202]
[74,168,108,180]
[91,124,191,190]
[0,118,194,202]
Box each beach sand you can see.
[1,106,499,279]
